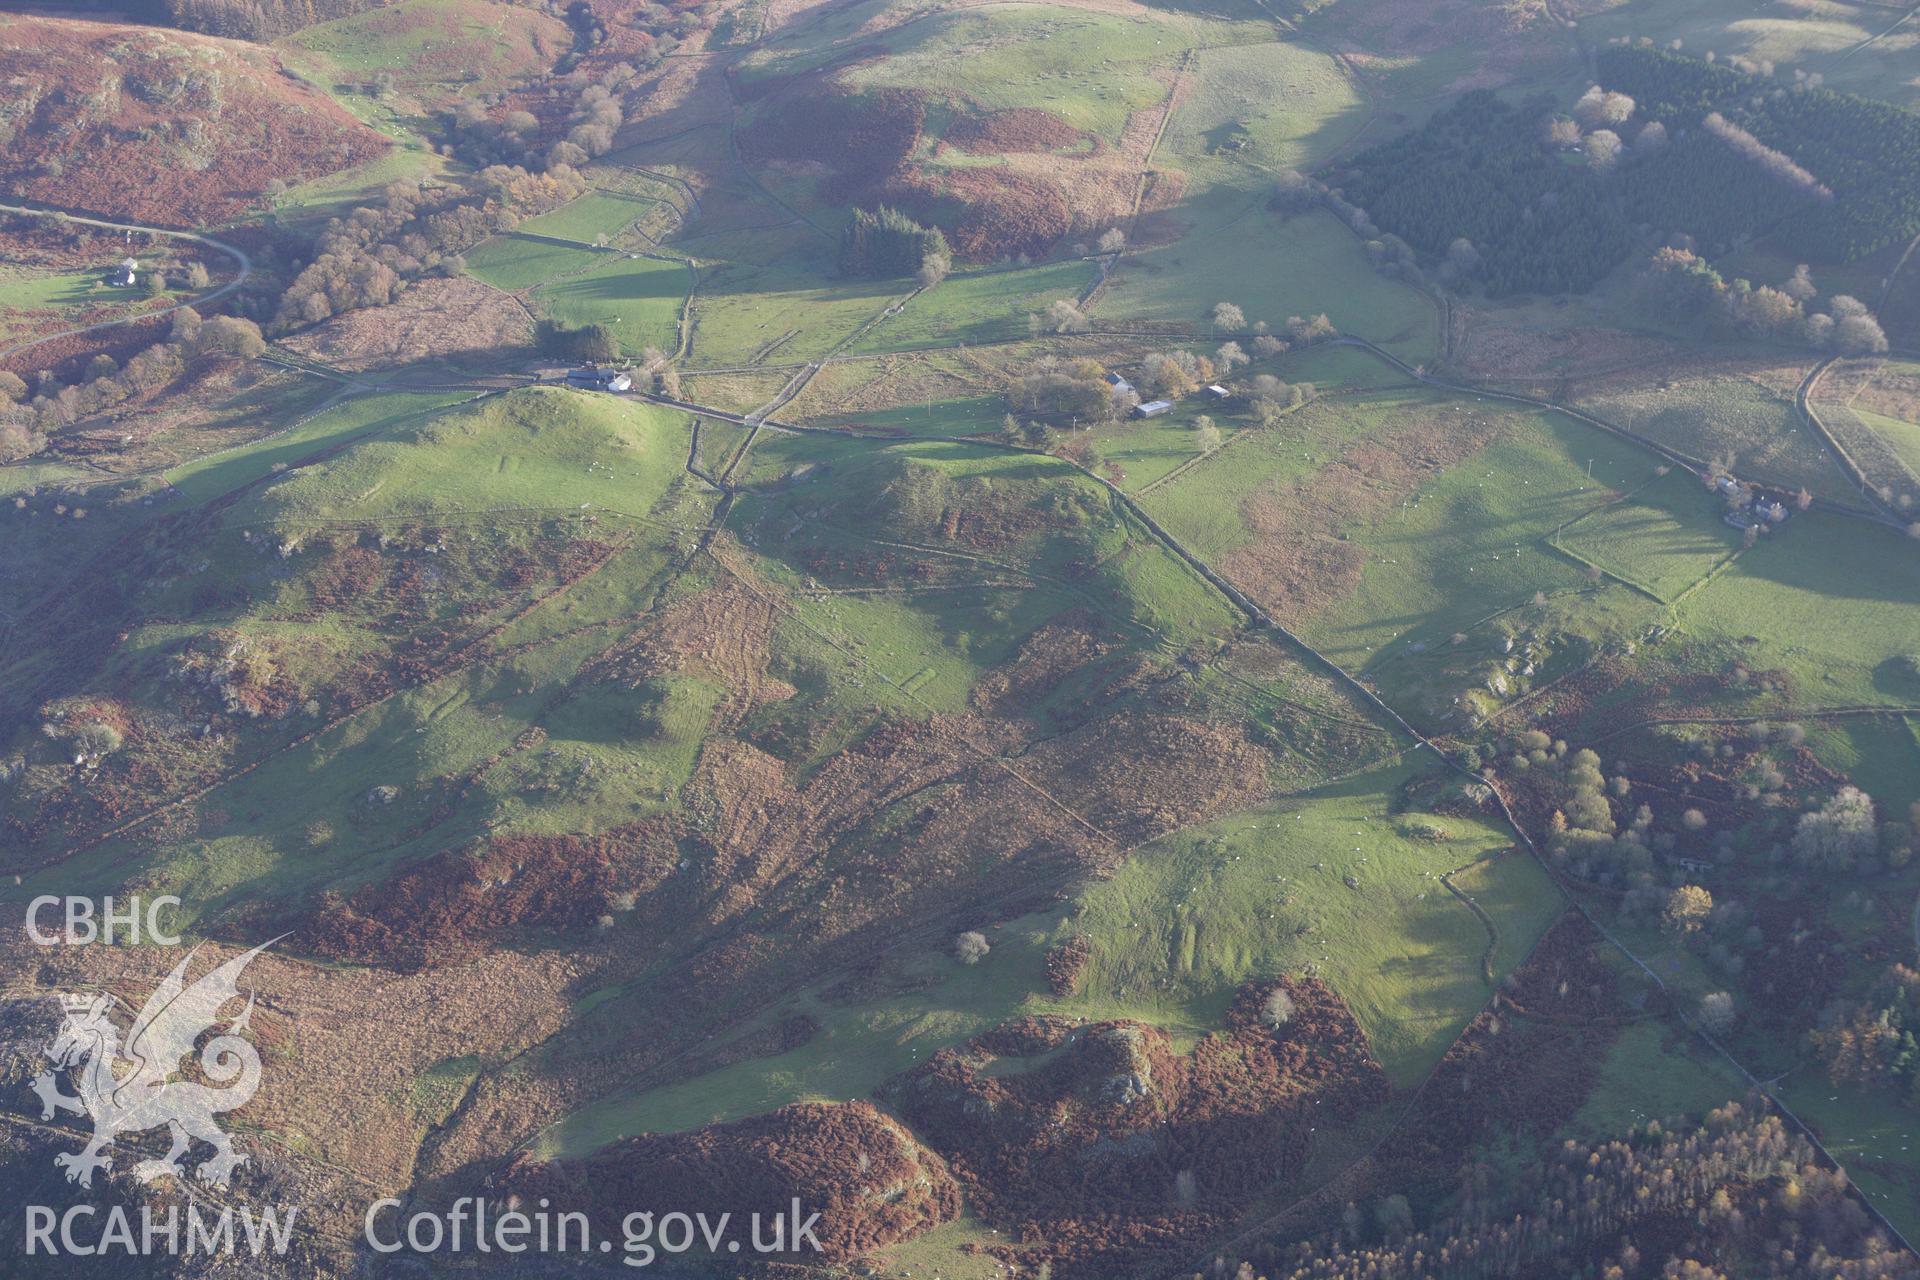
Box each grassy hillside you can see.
[284,0,570,107]
[1094,210,1441,364]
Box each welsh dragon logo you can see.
[30,940,277,1189]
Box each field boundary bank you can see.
[1440,857,1501,985]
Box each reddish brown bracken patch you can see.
[497,1100,962,1259]
[886,978,1388,1278]
[282,277,534,373]
[945,108,1092,155]
[303,824,682,971]
[0,14,388,226]
[736,88,927,202]
[1044,935,1090,996]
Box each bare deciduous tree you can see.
[1782,263,1816,303]
[1573,85,1636,129]
[1044,299,1090,334]
[1698,991,1736,1036]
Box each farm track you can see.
[1836,1,1920,62]
[1132,392,1316,496]
[0,201,253,362]
[143,61,1920,1271]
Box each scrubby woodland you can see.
[1213,1107,1919,1280]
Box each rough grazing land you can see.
[504,1101,962,1259]
[1222,406,1510,624]
[0,15,389,225]
[283,277,535,371]
[13,2,1920,1275]
[885,980,1388,1279]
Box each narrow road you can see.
[1797,356,1910,523]
[0,202,253,362]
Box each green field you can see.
[805,391,1011,438]
[1160,39,1368,171]
[1679,512,1920,710]
[0,268,141,314]
[1573,1017,1746,1137]
[515,191,662,245]
[1298,0,1578,105]
[1571,366,1849,501]
[283,0,568,101]
[528,254,691,355]
[1143,389,1669,672]
[262,127,454,225]
[23,388,700,919]
[15,6,1920,1267]
[1281,340,1422,390]
[1575,0,1920,111]
[781,346,1013,436]
[1554,469,1745,602]
[1851,405,1920,483]
[776,582,1077,714]
[1059,760,1565,1084]
[464,234,607,292]
[837,3,1187,141]
[1094,210,1441,363]
[1104,410,1223,493]
[849,260,1098,353]
[1801,714,1920,814]
[1139,389,1435,562]
[1777,1078,1920,1242]
[244,386,681,525]
[1297,420,1659,672]
[164,389,474,507]
[733,433,1242,655]
[689,256,907,366]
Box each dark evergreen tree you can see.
[838,206,949,279]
